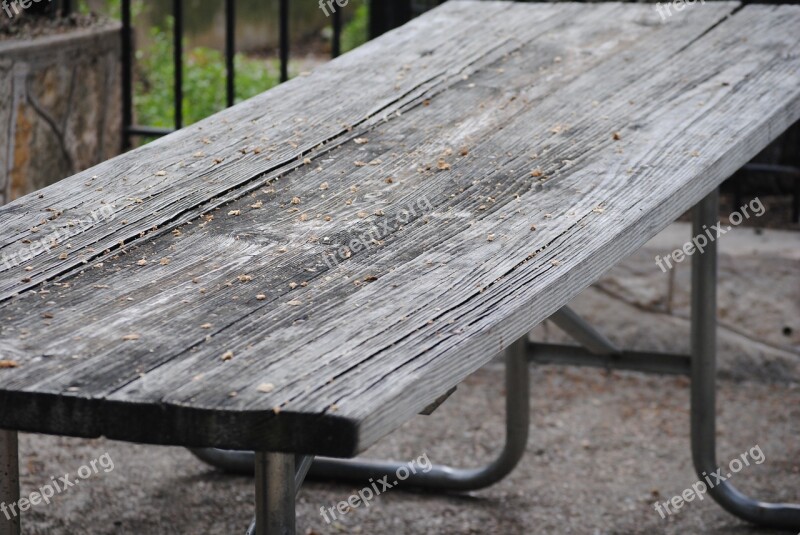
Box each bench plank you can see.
[1,2,798,456]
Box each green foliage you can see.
[77,0,134,19]
[341,0,368,52]
[134,18,280,131]
[77,0,369,140]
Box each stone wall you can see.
[0,22,122,205]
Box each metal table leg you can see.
[0,430,20,535]
[246,455,313,535]
[253,452,296,535]
[192,335,530,492]
[691,188,800,530]
[548,306,620,355]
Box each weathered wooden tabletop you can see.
[0,2,798,457]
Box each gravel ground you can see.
[8,223,799,535]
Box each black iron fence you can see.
[120,0,344,147]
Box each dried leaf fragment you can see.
[122,334,141,341]
[0,360,19,369]
[221,351,234,361]
[354,138,368,144]
[228,210,241,216]
[287,299,302,306]
[155,170,167,176]
[319,182,329,191]
[257,383,275,393]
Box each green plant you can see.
[134,17,281,133]
[79,0,364,141]
[341,0,368,53]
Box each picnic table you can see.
[1,2,800,533]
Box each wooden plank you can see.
[1,2,799,457]
[0,0,568,299]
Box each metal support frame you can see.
[311,336,529,492]
[191,189,799,533]
[192,337,528,492]
[245,455,313,535]
[193,337,529,534]
[254,453,294,535]
[689,188,800,529]
[0,430,20,535]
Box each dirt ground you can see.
[9,222,800,535]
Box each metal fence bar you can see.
[369,0,412,39]
[121,0,133,150]
[126,126,176,138]
[332,6,341,58]
[225,0,236,107]
[173,0,184,130]
[279,0,289,82]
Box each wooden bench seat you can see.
[0,1,799,464]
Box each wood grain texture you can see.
[1,2,798,457]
